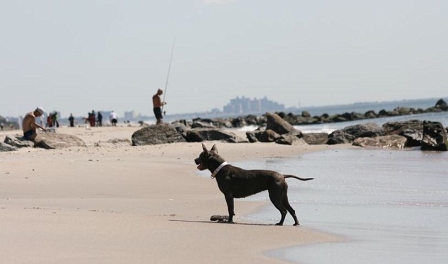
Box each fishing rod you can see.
[162,38,175,114]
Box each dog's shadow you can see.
[169,219,276,227]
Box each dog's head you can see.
[194,143,224,171]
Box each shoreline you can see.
[1,126,355,263]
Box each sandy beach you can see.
[0,125,351,263]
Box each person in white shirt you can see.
[109,111,118,126]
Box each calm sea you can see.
[237,149,448,264]
[231,98,448,263]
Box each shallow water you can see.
[235,149,448,264]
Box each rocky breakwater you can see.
[131,112,308,146]
[170,99,448,151]
[184,99,448,128]
[328,120,447,151]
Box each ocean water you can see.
[237,149,448,264]
[229,99,448,263]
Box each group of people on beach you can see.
[21,88,167,141]
[71,110,116,127]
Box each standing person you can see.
[97,112,103,126]
[89,110,96,127]
[22,107,46,141]
[52,111,59,128]
[152,88,167,124]
[68,114,75,127]
[109,111,118,126]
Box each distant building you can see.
[124,111,138,121]
[223,96,284,114]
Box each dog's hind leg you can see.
[282,194,300,226]
[269,191,287,226]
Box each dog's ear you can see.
[202,143,208,152]
[210,144,218,153]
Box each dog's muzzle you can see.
[194,158,205,170]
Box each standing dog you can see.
[194,144,313,226]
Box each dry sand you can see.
[0,125,350,263]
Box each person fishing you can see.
[152,39,175,125]
[152,88,167,124]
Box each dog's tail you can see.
[284,175,314,181]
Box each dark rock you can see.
[391,107,412,116]
[302,132,329,145]
[184,128,247,143]
[421,121,447,151]
[191,121,215,129]
[0,142,18,152]
[277,112,286,118]
[343,123,384,138]
[131,124,186,146]
[276,133,308,146]
[244,115,261,126]
[329,114,348,122]
[378,109,388,116]
[34,132,86,149]
[266,112,300,135]
[254,129,282,143]
[353,135,407,149]
[382,120,423,135]
[399,129,423,147]
[4,135,34,148]
[301,111,311,118]
[172,122,189,134]
[435,98,448,109]
[364,110,377,119]
[327,130,355,145]
[230,118,244,128]
[246,131,258,143]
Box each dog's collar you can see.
[211,161,228,179]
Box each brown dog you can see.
[194,144,313,226]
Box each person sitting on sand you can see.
[22,107,46,141]
[152,88,167,125]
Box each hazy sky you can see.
[1,0,447,118]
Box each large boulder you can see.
[327,130,355,145]
[34,132,86,149]
[353,135,407,149]
[4,135,34,148]
[131,124,186,146]
[266,112,300,135]
[399,129,423,147]
[302,132,329,145]
[382,120,423,135]
[421,121,447,151]
[435,98,448,110]
[342,123,384,138]
[245,131,258,143]
[251,129,282,143]
[276,132,308,146]
[183,128,247,143]
[191,121,215,129]
[327,123,383,145]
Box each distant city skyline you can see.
[1,1,447,118]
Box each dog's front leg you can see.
[224,194,235,223]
